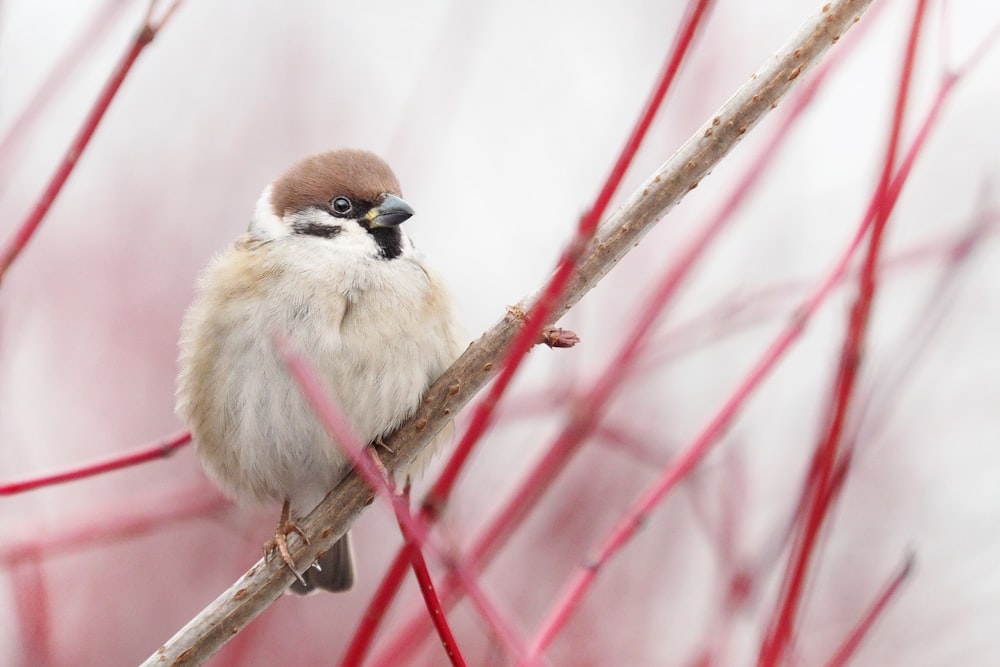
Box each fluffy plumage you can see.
[176,149,462,593]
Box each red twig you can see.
[517,0,851,478]
[822,553,915,667]
[274,336,530,665]
[1,485,224,566]
[639,208,999,374]
[396,486,467,667]
[525,245,858,656]
[339,549,412,666]
[758,2,929,662]
[427,0,715,509]
[0,0,184,283]
[0,431,191,496]
[12,550,52,665]
[372,10,881,661]
[847,202,998,449]
[0,0,132,189]
[347,3,714,660]
[273,336,407,506]
[526,35,958,654]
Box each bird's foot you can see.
[372,435,394,454]
[264,499,310,585]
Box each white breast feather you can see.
[176,226,461,514]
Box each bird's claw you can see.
[373,435,394,454]
[264,501,310,585]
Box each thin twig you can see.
[0,0,132,195]
[0,432,191,496]
[274,336,531,665]
[822,553,915,667]
[338,547,411,666]
[1,486,224,566]
[374,0,884,658]
[424,0,717,519]
[0,0,184,283]
[342,2,715,660]
[758,2,929,661]
[848,198,997,447]
[142,1,874,663]
[396,486,468,667]
[525,12,984,651]
[524,137,880,661]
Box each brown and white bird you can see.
[176,149,463,593]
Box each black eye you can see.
[331,197,353,215]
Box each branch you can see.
[275,336,529,662]
[142,0,873,663]
[0,0,184,283]
[395,487,468,667]
[822,552,915,667]
[343,1,714,659]
[759,0,930,660]
[0,432,191,496]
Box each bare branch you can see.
[141,0,874,664]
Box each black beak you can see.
[367,194,414,228]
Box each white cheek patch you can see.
[249,185,287,239]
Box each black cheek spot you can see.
[293,222,343,239]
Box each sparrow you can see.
[176,149,463,593]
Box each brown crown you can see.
[269,149,403,217]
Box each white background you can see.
[1,1,999,665]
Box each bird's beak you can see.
[366,194,414,228]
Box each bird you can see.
[176,149,463,593]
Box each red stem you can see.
[757,3,929,663]
[396,488,467,667]
[0,0,131,185]
[822,553,915,667]
[12,550,52,665]
[370,15,882,662]
[1,486,224,566]
[527,53,953,658]
[0,7,180,282]
[425,0,716,510]
[348,3,714,661]
[469,0,860,584]
[338,548,412,667]
[0,431,191,496]
[276,336,530,664]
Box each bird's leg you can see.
[366,446,395,489]
[264,498,310,585]
[372,434,394,454]
[367,446,416,505]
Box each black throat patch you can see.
[368,226,403,260]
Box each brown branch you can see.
[140,0,873,664]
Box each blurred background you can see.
[1,0,999,665]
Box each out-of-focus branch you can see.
[0,0,132,194]
[394,487,468,667]
[274,336,528,663]
[345,2,715,660]
[1,486,224,566]
[821,552,915,667]
[0,432,191,496]
[142,0,874,664]
[0,0,184,283]
[759,1,929,660]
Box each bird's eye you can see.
[331,197,353,215]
